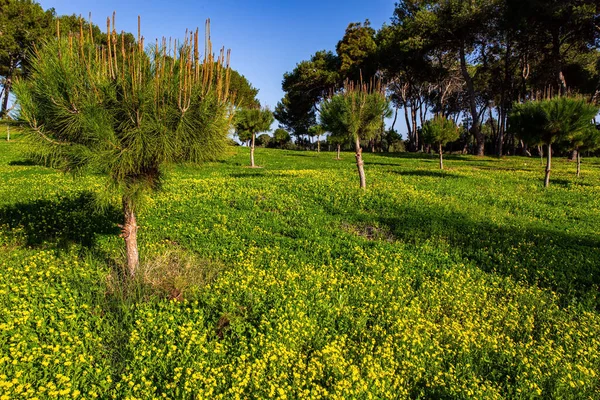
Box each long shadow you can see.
[0,191,121,248]
[8,159,40,166]
[386,209,600,309]
[324,199,600,310]
[390,170,461,179]
[283,153,318,157]
[230,172,266,179]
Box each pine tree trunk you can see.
[355,137,366,189]
[336,144,341,160]
[544,143,552,188]
[250,133,256,167]
[317,137,320,153]
[411,106,419,150]
[577,150,581,178]
[459,44,483,156]
[439,143,444,170]
[122,197,139,277]
[404,106,413,151]
[1,75,12,119]
[391,106,398,132]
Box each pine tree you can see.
[320,79,390,189]
[422,116,460,170]
[234,107,274,167]
[14,16,235,276]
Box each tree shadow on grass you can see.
[0,191,121,248]
[8,159,40,166]
[381,207,600,309]
[549,178,594,188]
[389,170,461,179]
[325,199,600,309]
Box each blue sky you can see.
[38,0,396,112]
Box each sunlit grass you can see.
[1,140,599,398]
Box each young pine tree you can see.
[422,116,460,170]
[234,107,274,167]
[510,97,598,187]
[320,79,390,189]
[308,124,325,152]
[14,17,235,276]
[567,124,600,178]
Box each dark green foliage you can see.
[422,116,460,147]
[0,0,55,117]
[228,69,259,108]
[234,108,274,140]
[510,97,598,147]
[256,134,271,147]
[336,20,378,81]
[272,128,291,147]
[320,82,391,144]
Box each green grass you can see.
[1,138,599,399]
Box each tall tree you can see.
[235,107,274,167]
[274,51,340,140]
[0,0,54,118]
[336,20,378,81]
[14,17,234,275]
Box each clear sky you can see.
[38,0,397,112]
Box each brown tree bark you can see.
[577,150,581,178]
[1,76,12,119]
[544,143,552,187]
[355,137,366,189]
[317,136,320,153]
[122,197,139,277]
[336,143,341,160]
[438,143,444,170]
[391,106,398,132]
[459,44,484,156]
[411,105,419,150]
[250,132,256,167]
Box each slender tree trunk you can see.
[539,145,543,166]
[577,150,581,178]
[552,30,566,95]
[411,105,419,150]
[317,136,320,153]
[370,138,375,153]
[1,75,12,119]
[498,107,505,157]
[568,149,577,162]
[391,106,398,132]
[459,44,483,156]
[6,125,9,141]
[250,133,256,167]
[355,137,366,189]
[544,143,552,187]
[122,197,139,277]
[404,106,413,150]
[336,143,341,160]
[438,143,444,170]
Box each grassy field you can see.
[1,134,599,399]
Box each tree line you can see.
[274,0,599,156]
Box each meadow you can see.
[1,132,599,399]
